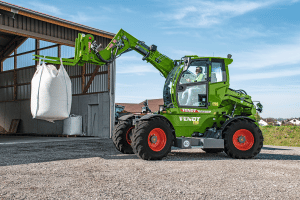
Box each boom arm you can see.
[34,29,175,78]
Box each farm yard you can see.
[0,136,300,199]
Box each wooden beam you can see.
[35,39,40,66]
[0,65,35,74]
[13,48,17,100]
[73,91,107,96]
[108,64,110,92]
[16,10,114,39]
[82,65,101,94]
[70,70,108,79]
[0,99,30,103]
[0,82,31,89]
[4,44,59,59]
[0,35,19,57]
[82,64,86,93]
[0,25,75,47]
[0,34,13,40]
[57,44,61,69]
[0,36,27,62]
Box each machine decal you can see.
[212,102,219,106]
[88,42,91,52]
[183,140,190,148]
[180,109,211,113]
[179,116,201,122]
[193,121,199,125]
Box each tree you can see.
[255,112,261,121]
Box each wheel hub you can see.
[232,129,254,151]
[238,136,246,143]
[150,135,158,144]
[148,128,167,152]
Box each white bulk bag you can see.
[63,115,83,136]
[31,58,72,123]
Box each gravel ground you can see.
[0,136,300,199]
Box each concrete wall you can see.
[0,92,111,138]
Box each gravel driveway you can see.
[0,136,299,199]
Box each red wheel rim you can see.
[148,128,167,152]
[126,127,134,145]
[232,129,254,151]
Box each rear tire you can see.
[112,120,134,154]
[202,148,223,153]
[132,118,173,160]
[223,119,263,159]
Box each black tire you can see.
[112,120,134,154]
[132,118,173,160]
[223,119,263,159]
[202,148,223,153]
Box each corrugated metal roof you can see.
[0,1,115,38]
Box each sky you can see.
[5,0,300,118]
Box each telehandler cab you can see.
[34,29,264,160]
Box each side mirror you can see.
[183,57,191,71]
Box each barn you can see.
[0,1,116,138]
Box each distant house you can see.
[288,119,300,126]
[259,119,268,126]
[116,99,164,114]
[274,121,282,126]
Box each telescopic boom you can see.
[34,29,175,78]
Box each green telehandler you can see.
[34,29,264,160]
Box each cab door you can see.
[173,59,211,137]
[176,60,209,108]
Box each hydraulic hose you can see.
[93,45,118,64]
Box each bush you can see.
[260,125,300,147]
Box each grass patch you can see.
[260,125,300,147]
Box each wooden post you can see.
[13,49,17,101]
[35,39,40,67]
[57,44,61,69]
[82,63,86,93]
[108,64,110,92]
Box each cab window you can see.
[211,62,225,83]
[177,60,208,107]
[179,61,207,84]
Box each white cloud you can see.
[117,65,159,75]
[67,12,99,24]
[250,93,300,118]
[160,0,276,27]
[28,2,62,16]
[116,83,133,87]
[25,1,108,24]
[246,84,300,92]
[232,38,300,69]
[117,55,141,62]
[231,68,300,81]
[159,0,296,27]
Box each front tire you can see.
[112,120,134,154]
[132,118,173,160]
[223,119,263,159]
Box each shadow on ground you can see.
[262,146,291,151]
[0,136,299,166]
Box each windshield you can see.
[179,60,207,84]
[163,65,180,106]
